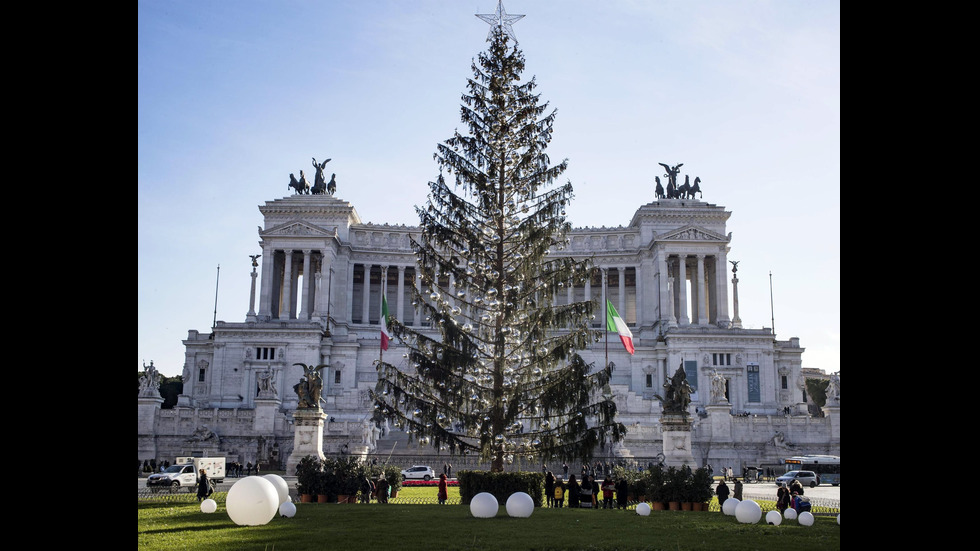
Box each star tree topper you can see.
[476,1,525,43]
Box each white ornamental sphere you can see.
[798,511,815,526]
[226,476,279,526]
[279,501,297,518]
[735,500,762,524]
[262,474,290,506]
[505,492,534,518]
[470,492,499,518]
[784,508,798,520]
[200,498,218,514]
[837,513,840,525]
[765,510,783,526]
[722,498,740,516]
[635,503,651,516]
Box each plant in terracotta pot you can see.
[332,456,361,503]
[381,464,402,498]
[295,455,323,502]
[663,466,683,510]
[678,465,694,510]
[645,465,666,510]
[691,467,714,511]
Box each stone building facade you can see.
[138,192,839,472]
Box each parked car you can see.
[401,465,435,481]
[776,470,818,488]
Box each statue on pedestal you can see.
[257,368,278,399]
[660,364,694,414]
[139,361,161,398]
[310,157,332,195]
[710,370,728,404]
[293,363,327,409]
[826,372,840,405]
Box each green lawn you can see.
[138,490,840,551]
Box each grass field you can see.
[138,488,840,551]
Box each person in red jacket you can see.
[601,476,615,509]
[437,473,448,505]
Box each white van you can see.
[146,457,225,492]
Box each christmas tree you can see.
[372,19,625,472]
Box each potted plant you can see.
[664,466,682,510]
[332,456,360,503]
[295,455,322,503]
[381,464,402,499]
[691,467,714,511]
[678,465,694,510]
[645,465,665,510]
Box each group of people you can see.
[544,471,629,509]
[716,476,809,513]
[357,474,392,504]
[225,461,258,477]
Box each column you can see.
[258,244,275,319]
[300,250,312,319]
[618,267,626,320]
[414,269,421,326]
[346,261,355,323]
[715,249,732,327]
[281,250,294,320]
[677,255,689,326]
[696,254,708,325]
[362,263,372,325]
[397,265,406,322]
[657,250,674,326]
[247,256,259,322]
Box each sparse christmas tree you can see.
[372,16,625,472]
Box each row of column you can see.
[256,247,335,321]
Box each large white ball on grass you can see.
[200,498,218,513]
[722,498,740,515]
[837,513,840,525]
[798,511,814,526]
[735,500,762,524]
[226,476,279,526]
[783,508,797,520]
[262,474,290,505]
[279,501,297,518]
[636,503,651,516]
[506,492,534,518]
[470,492,499,518]
[765,511,782,525]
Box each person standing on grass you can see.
[376,477,389,504]
[554,477,565,508]
[196,469,211,502]
[545,471,555,508]
[733,478,743,501]
[567,474,581,508]
[616,476,628,509]
[602,476,615,509]
[716,479,730,509]
[437,473,448,505]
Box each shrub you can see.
[457,470,544,506]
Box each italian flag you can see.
[606,300,634,355]
[380,294,391,351]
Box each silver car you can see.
[776,470,818,488]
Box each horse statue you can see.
[289,171,310,194]
[655,176,665,199]
[326,173,337,195]
[689,177,703,199]
[677,175,691,199]
[311,157,332,194]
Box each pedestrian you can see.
[196,468,211,502]
[590,475,599,509]
[776,485,790,513]
[790,479,804,496]
[616,476,628,509]
[545,471,555,508]
[376,476,389,504]
[437,473,448,505]
[443,463,448,476]
[733,478,743,501]
[567,474,581,508]
[563,463,569,478]
[447,463,452,478]
[715,479,730,509]
[246,462,253,476]
[579,475,593,508]
[601,476,615,509]
[554,477,565,508]
[359,474,374,503]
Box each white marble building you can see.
[138,191,839,471]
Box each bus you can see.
[784,455,839,486]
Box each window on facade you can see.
[198,368,205,382]
[712,353,731,366]
[256,347,276,360]
[781,375,787,390]
[747,364,760,402]
[645,373,652,388]
[334,370,341,384]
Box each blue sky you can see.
[138,0,839,378]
